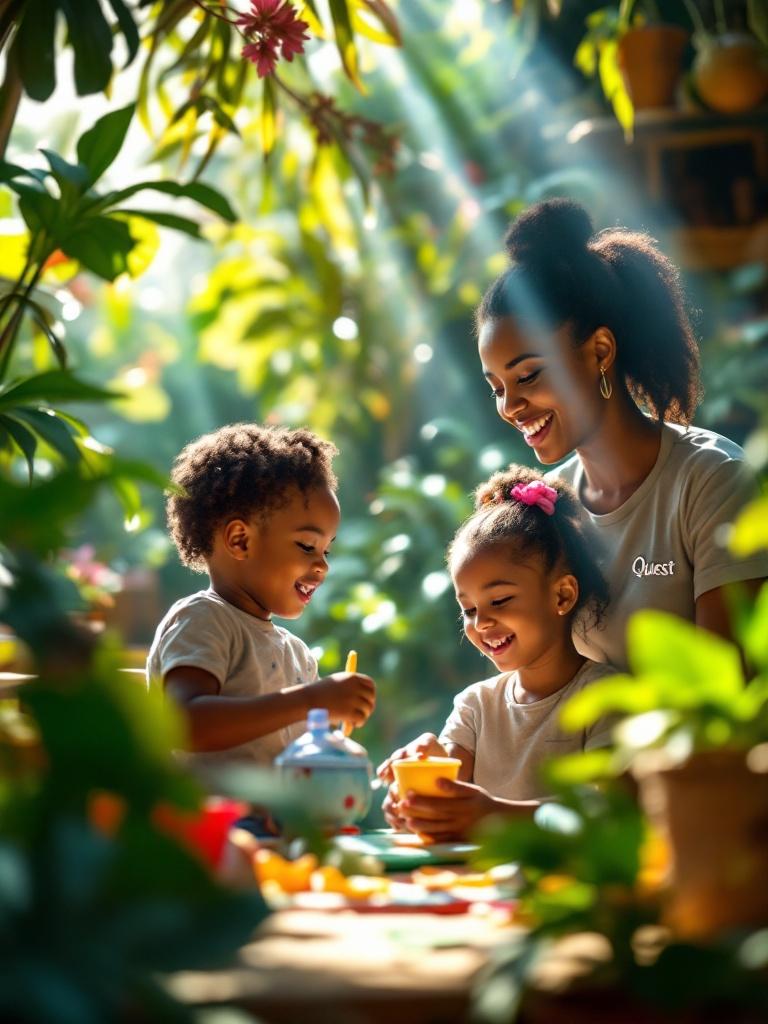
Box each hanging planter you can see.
[693,32,768,113]
[617,23,690,109]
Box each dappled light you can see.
[1,1,768,1022]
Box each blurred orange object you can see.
[254,849,318,893]
[88,790,126,838]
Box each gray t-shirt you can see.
[551,422,768,670]
[146,589,318,770]
[438,660,616,802]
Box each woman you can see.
[474,198,768,669]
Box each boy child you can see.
[147,423,375,773]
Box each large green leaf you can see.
[111,208,202,239]
[76,104,135,187]
[14,183,62,234]
[63,216,135,280]
[626,610,744,696]
[106,0,141,65]
[60,0,114,96]
[0,371,118,407]
[40,149,90,194]
[14,0,57,101]
[560,673,662,731]
[0,413,38,480]
[11,407,81,464]
[103,179,237,222]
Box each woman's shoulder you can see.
[665,422,746,470]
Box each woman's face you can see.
[478,317,603,465]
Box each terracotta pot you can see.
[635,749,768,939]
[618,25,690,110]
[693,33,768,114]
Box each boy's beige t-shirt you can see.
[438,660,616,802]
[146,589,318,771]
[551,422,768,670]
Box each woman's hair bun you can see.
[504,198,594,264]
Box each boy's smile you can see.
[210,483,340,620]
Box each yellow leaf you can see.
[729,495,768,557]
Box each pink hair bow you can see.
[509,480,558,515]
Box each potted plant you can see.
[574,0,768,134]
[560,595,768,940]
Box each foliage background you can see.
[2,0,767,773]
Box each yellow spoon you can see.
[342,649,357,737]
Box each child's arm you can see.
[164,666,376,752]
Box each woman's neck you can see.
[515,640,586,704]
[576,392,663,515]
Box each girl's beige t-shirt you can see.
[439,660,617,802]
[551,422,768,670]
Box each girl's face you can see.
[452,542,574,672]
[478,317,604,465]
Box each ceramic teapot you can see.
[275,708,373,830]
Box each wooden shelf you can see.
[666,220,768,270]
[546,109,768,269]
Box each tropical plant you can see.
[559,605,768,769]
[0,102,235,473]
[473,782,768,1022]
[0,1,400,186]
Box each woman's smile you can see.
[516,412,554,448]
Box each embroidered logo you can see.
[632,555,675,578]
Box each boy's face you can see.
[215,483,340,620]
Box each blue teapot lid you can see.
[275,708,372,770]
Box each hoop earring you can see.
[599,366,612,400]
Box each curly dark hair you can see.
[167,423,339,571]
[448,463,608,634]
[475,198,703,425]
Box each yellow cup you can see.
[392,757,461,797]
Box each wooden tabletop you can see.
[166,907,519,1024]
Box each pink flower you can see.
[242,38,279,77]
[237,0,310,77]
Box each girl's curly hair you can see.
[448,463,608,634]
[167,423,338,571]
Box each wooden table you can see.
[167,906,518,1024]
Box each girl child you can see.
[475,198,768,669]
[379,464,617,842]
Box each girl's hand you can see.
[309,672,376,726]
[376,732,447,783]
[381,782,408,832]
[399,777,498,841]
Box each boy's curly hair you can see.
[448,463,609,634]
[167,423,339,571]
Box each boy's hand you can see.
[376,732,447,783]
[308,671,376,726]
[399,778,497,841]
